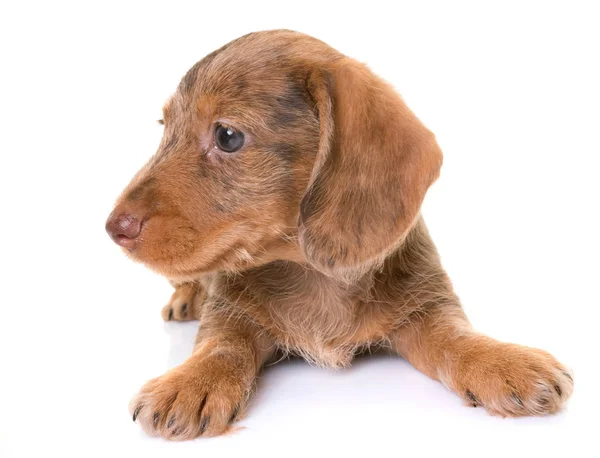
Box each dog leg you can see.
[132,302,275,439]
[161,282,205,322]
[390,303,573,416]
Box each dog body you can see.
[205,217,447,369]
[106,30,573,440]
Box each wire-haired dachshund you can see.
[106,30,573,440]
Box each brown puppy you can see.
[106,30,573,440]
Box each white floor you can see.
[1,2,599,457]
[0,261,595,457]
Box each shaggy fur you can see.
[106,30,573,440]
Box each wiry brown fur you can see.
[106,30,573,441]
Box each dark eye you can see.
[215,124,244,153]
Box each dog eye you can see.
[215,124,244,153]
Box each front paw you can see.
[130,355,251,440]
[454,342,573,417]
[161,282,204,322]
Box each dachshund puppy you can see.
[106,30,573,440]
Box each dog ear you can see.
[299,58,443,281]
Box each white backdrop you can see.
[1,1,598,457]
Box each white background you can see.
[1,1,599,457]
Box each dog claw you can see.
[512,392,524,408]
[133,405,142,422]
[554,384,562,397]
[200,416,210,434]
[229,405,240,423]
[168,308,173,321]
[466,390,480,407]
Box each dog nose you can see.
[105,213,142,249]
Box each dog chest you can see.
[218,263,392,368]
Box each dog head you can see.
[106,30,442,282]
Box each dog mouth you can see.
[144,230,266,280]
[108,206,277,279]
[115,234,137,251]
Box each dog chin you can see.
[145,253,229,282]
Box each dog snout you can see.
[105,212,143,249]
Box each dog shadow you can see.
[163,319,398,371]
[163,320,201,368]
[162,319,406,377]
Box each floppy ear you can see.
[298,58,443,280]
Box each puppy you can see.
[106,30,573,440]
